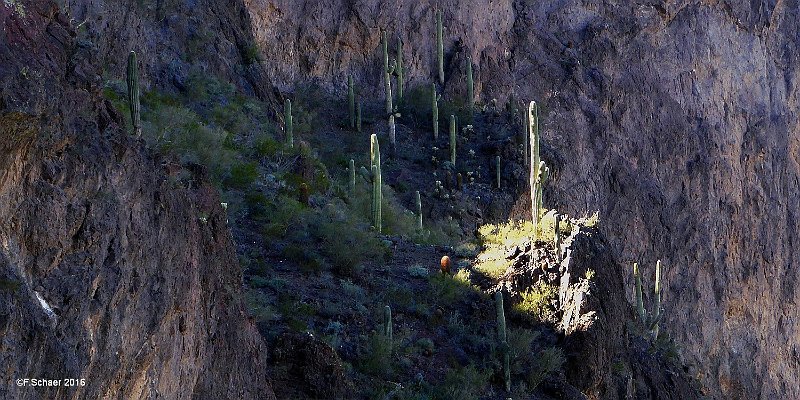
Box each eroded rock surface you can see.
[0,2,275,399]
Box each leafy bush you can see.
[432,365,491,400]
[513,281,559,323]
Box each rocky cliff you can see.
[0,1,275,399]
[241,1,800,397]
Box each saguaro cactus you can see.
[357,102,363,133]
[496,155,501,189]
[466,55,474,117]
[349,159,356,192]
[528,101,540,224]
[284,98,293,148]
[436,10,444,85]
[371,134,383,232]
[633,261,663,341]
[449,114,456,165]
[495,291,511,392]
[396,37,404,101]
[384,305,393,351]
[348,75,355,129]
[432,84,440,139]
[415,191,423,231]
[126,51,141,137]
[382,31,394,115]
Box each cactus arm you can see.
[634,263,646,324]
[651,260,662,339]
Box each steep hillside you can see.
[0,1,274,399]
[241,1,800,397]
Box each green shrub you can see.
[513,281,558,323]
[432,365,491,400]
[227,161,259,189]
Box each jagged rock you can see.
[0,3,274,399]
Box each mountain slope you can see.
[0,2,274,399]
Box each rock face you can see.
[0,2,275,399]
[242,1,800,397]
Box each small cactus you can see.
[348,75,355,129]
[284,98,293,148]
[415,190,423,231]
[449,114,456,165]
[432,84,440,139]
[436,10,444,85]
[534,161,551,221]
[126,51,141,137]
[495,291,511,392]
[496,155,501,189]
[456,173,463,190]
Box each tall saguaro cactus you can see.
[432,84,440,139]
[528,101,541,224]
[415,191,423,231]
[633,261,663,341]
[495,291,511,392]
[396,37,404,102]
[348,75,355,129]
[370,134,383,232]
[382,31,394,115]
[436,10,444,85]
[449,114,456,165]
[523,106,529,166]
[284,99,293,148]
[466,55,474,117]
[126,51,141,138]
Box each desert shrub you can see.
[432,365,491,400]
[507,328,541,373]
[357,331,392,376]
[513,281,559,323]
[226,161,259,189]
[526,347,565,389]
